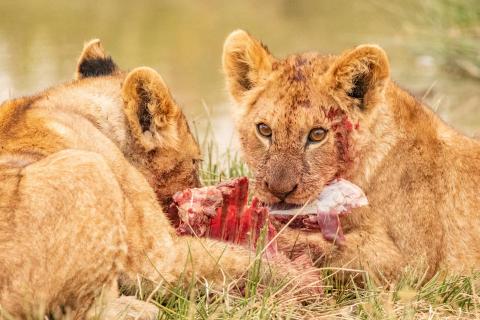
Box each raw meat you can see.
[168,177,368,251]
[168,177,277,255]
[269,178,368,244]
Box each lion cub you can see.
[222,30,480,283]
[0,40,316,319]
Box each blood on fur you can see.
[327,107,356,164]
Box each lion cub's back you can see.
[0,149,128,313]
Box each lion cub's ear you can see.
[122,67,180,151]
[222,29,275,103]
[327,45,390,109]
[75,39,118,80]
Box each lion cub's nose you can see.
[264,179,298,200]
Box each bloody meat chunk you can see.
[168,177,368,251]
[168,177,277,255]
[269,179,368,245]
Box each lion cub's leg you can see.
[277,227,406,284]
[121,200,262,290]
[170,236,322,292]
[0,150,127,319]
[124,206,321,295]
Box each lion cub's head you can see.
[222,30,390,206]
[76,40,202,208]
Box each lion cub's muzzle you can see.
[263,179,298,201]
[263,159,301,201]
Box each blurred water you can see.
[0,0,479,152]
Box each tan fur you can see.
[0,40,318,319]
[223,30,480,283]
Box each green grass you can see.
[380,0,480,80]
[416,0,480,79]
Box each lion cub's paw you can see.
[101,296,159,320]
[269,253,323,297]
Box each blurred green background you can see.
[0,0,479,149]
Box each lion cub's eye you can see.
[308,128,327,143]
[256,123,272,138]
